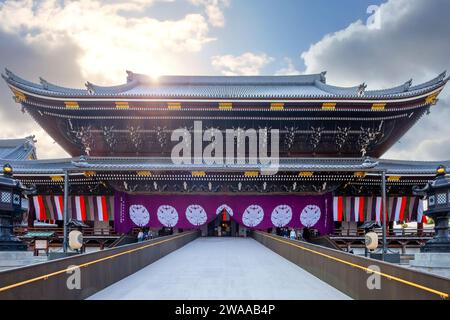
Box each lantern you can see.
[365,232,379,251]
[0,163,28,251]
[69,230,83,250]
[413,165,450,253]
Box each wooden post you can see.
[381,171,387,261]
[63,170,69,253]
[417,222,424,236]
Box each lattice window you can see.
[12,194,20,205]
[1,192,12,203]
[437,193,447,205]
[429,195,435,206]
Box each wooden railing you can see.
[331,228,436,237]
[252,231,450,300]
[0,231,200,300]
[14,226,119,237]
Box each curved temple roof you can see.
[0,136,36,160]
[2,69,448,100]
[1,156,449,176]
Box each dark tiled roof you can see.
[0,156,448,175]
[0,137,36,160]
[3,69,448,100]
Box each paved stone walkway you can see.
[88,237,351,300]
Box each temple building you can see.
[0,136,36,161]
[1,69,449,238]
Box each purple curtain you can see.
[114,192,333,235]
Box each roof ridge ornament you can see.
[357,83,367,96]
[438,71,447,82]
[362,157,379,168]
[72,155,89,167]
[403,79,413,91]
[39,77,49,90]
[2,68,21,83]
[85,81,95,94]
[320,71,327,83]
[4,68,12,78]
[126,70,134,83]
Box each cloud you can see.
[0,0,215,83]
[300,0,450,160]
[189,0,230,27]
[0,0,224,158]
[0,30,82,159]
[301,0,450,87]
[382,96,450,161]
[211,52,274,75]
[275,58,301,76]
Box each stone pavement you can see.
[88,237,350,300]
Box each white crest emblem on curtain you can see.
[129,204,150,227]
[216,204,233,216]
[242,205,264,227]
[300,205,321,227]
[271,205,292,227]
[157,205,179,227]
[186,204,208,226]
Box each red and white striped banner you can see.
[54,195,64,220]
[417,200,425,223]
[32,195,46,221]
[73,196,87,221]
[95,196,109,222]
[30,195,114,222]
[375,197,383,222]
[353,196,364,222]
[333,196,343,222]
[333,196,424,222]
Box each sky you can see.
[0,0,449,160]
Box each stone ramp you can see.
[88,237,350,300]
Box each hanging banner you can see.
[332,196,424,222]
[29,195,114,222]
[114,192,333,234]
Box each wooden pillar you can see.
[63,170,69,253]
[381,171,387,260]
[401,242,407,255]
[27,194,34,228]
[417,222,424,236]
[388,221,394,236]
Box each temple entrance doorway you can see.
[207,209,238,237]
